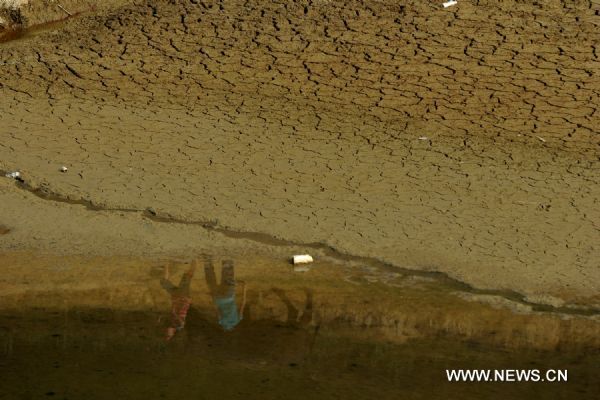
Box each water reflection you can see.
[269,287,314,329]
[162,257,322,365]
[160,259,196,340]
[0,252,598,399]
[204,258,246,331]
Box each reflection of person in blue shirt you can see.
[204,258,247,331]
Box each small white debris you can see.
[293,266,310,273]
[5,171,20,179]
[56,3,73,16]
[536,136,546,143]
[443,0,458,7]
[418,136,429,141]
[60,166,68,172]
[293,254,313,265]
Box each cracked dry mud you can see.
[0,0,599,306]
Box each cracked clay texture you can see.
[0,0,599,305]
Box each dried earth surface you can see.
[0,0,599,306]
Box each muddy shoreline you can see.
[1,174,598,313]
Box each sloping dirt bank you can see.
[0,0,599,305]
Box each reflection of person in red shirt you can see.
[161,259,197,341]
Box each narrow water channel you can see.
[0,12,81,44]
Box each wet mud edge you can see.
[0,10,88,44]
[2,172,599,317]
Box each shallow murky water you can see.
[0,13,81,44]
[0,252,598,399]
[0,24,52,44]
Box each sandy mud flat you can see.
[0,1,599,306]
[0,2,599,396]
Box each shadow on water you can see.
[0,253,598,399]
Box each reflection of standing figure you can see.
[204,258,247,331]
[161,260,196,341]
[270,288,314,328]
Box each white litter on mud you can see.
[443,0,458,7]
[56,2,72,16]
[5,171,20,179]
[293,254,313,264]
[418,136,429,141]
[60,166,68,172]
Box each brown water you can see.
[0,252,598,399]
[0,13,81,44]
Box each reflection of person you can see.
[161,259,196,341]
[270,287,313,328]
[204,258,247,331]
